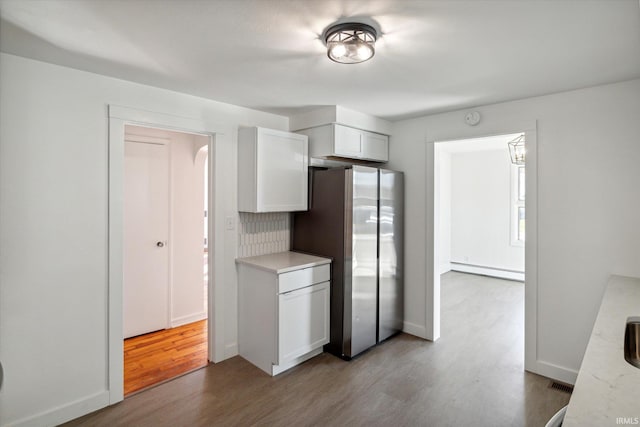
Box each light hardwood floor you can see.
[65,272,570,426]
[124,320,208,396]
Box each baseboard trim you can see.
[450,262,525,282]
[171,311,207,328]
[402,321,427,339]
[224,342,238,359]
[527,360,579,385]
[4,390,109,427]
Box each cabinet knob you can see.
[156,241,165,247]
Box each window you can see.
[512,166,525,245]
[517,206,525,241]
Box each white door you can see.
[124,140,170,339]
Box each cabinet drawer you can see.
[278,264,330,294]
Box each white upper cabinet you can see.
[298,123,389,162]
[362,131,389,161]
[238,127,308,213]
[334,124,363,157]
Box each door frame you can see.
[107,105,226,404]
[425,122,539,375]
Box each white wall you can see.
[389,79,640,381]
[289,105,393,135]
[449,149,524,273]
[169,132,208,326]
[0,53,288,426]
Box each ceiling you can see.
[1,0,639,121]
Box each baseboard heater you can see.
[449,262,524,282]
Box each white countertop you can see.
[563,275,640,426]
[235,251,331,274]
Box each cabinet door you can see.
[277,281,330,364]
[333,124,363,157]
[362,131,389,161]
[256,128,308,212]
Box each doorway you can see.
[428,128,538,373]
[435,133,526,355]
[122,125,210,395]
[108,105,225,405]
[436,134,525,281]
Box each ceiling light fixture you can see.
[324,22,377,64]
[508,134,526,165]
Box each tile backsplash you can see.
[238,212,290,257]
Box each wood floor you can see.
[124,320,208,396]
[66,272,570,426]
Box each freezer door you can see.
[346,166,379,357]
[378,169,404,342]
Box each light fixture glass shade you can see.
[508,134,526,165]
[325,23,377,64]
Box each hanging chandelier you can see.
[508,134,526,165]
[324,22,377,64]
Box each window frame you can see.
[511,165,525,246]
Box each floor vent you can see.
[549,381,574,394]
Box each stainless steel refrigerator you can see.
[291,165,404,359]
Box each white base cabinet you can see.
[237,252,331,376]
